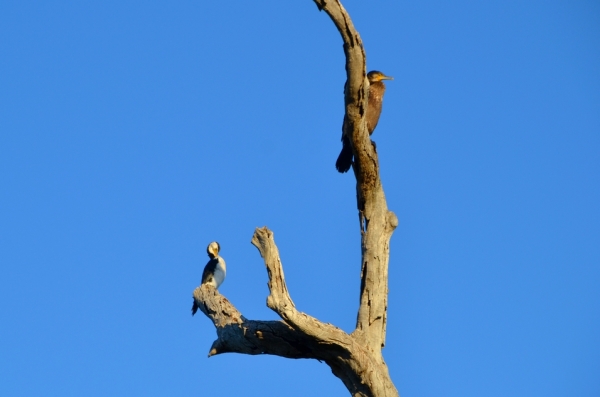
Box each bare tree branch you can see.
[312,0,375,182]
[193,285,312,358]
[193,227,399,397]
[251,227,352,342]
[192,1,400,395]
[312,0,398,351]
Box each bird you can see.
[335,70,393,173]
[191,241,226,316]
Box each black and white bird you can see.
[192,241,226,316]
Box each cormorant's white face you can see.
[207,241,220,258]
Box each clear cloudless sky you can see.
[1,1,599,396]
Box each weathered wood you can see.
[193,285,312,359]
[312,0,398,353]
[193,228,399,396]
[192,1,399,395]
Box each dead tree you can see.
[192,1,399,396]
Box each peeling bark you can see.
[192,1,399,396]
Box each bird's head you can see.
[207,241,220,259]
[367,70,393,83]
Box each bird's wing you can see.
[201,258,219,284]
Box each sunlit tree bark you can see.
[192,1,399,396]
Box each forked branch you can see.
[193,227,399,397]
[312,0,398,351]
[193,1,400,395]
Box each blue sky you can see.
[1,1,599,396]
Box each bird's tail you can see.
[336,135,353,173]
[191,301,198,316]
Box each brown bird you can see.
[336,70,393,173]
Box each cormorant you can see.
[191,241,226,316]
[336,70,393,173]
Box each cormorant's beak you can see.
[381,75,393,81]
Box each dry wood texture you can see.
[192,1,399,396]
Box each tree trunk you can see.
[192,1,399,396]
